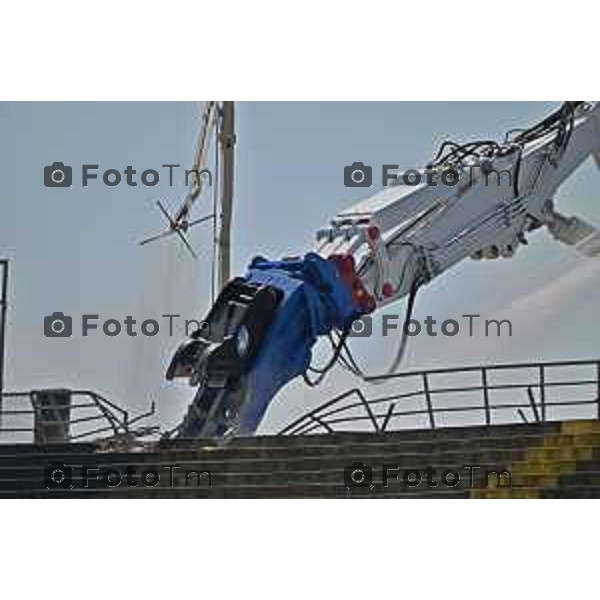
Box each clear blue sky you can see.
[1,102,599,433]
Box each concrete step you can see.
[0,446,527,475]
[1,420,599,498]
[0,431,567,466]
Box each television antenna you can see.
[140,101,236,292]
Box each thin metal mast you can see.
[216,101,236,291]
[0,259,8,419]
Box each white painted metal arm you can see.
[316,102,600,311]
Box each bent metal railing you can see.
[279,359,600,436]
[0,389,157,444]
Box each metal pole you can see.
[539,364,546,422]
[481,367,491,426]
[0,259,8,421]
[422,372,435,429]
[597,361,600,421]
[217,101,236,292]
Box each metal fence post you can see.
[422,372,435,429]
[539,364,546,422]
[597,361,600,421]
[481,367,491,426]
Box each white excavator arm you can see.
[317,101,600,309]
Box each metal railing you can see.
[0,389,157,444]
[279,359,600,436]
